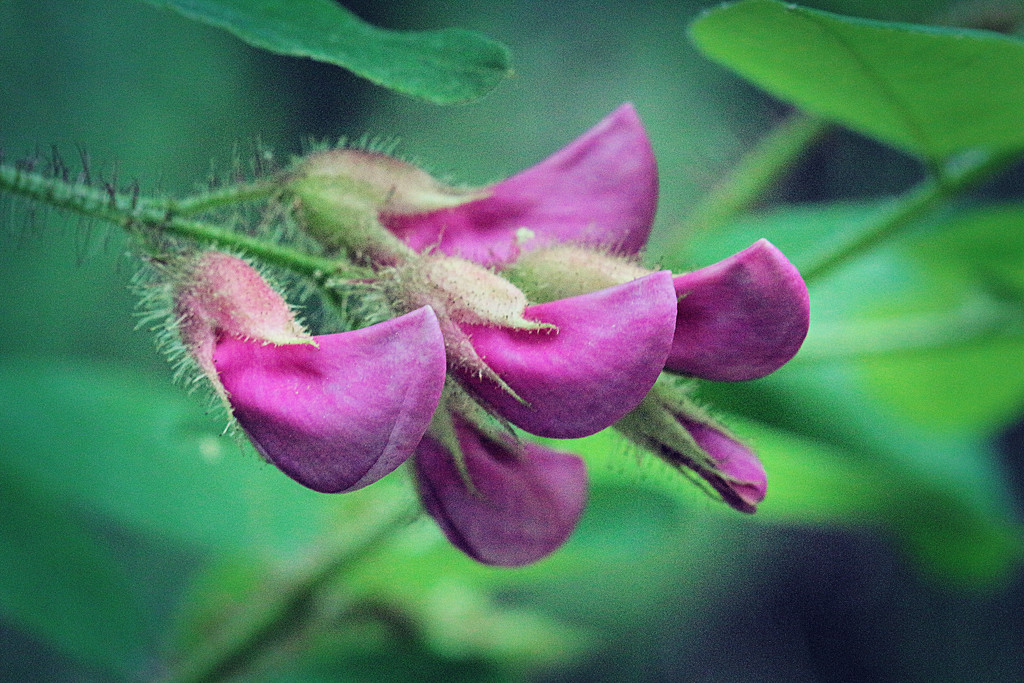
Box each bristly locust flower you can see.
[173,251,447,493]
[161,103,809,566]
[386,253,678,439]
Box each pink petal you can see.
[682,419,767,513]
[383,103,658,266]
[415,423,587,567]
[458,271,677,438]
[667,239,809,381]
[213,307,446,493]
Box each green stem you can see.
[669,112,829,251]
[801,149,1021,283]
[165,179,281,216]
[161,497,416,683]
[0,163,341,282]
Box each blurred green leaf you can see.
[917,203,1024,301]
[0,357,348,555]
[141,0,512,104]
[170,517,589,682]
[730,417,892,525]
[690,0,1024,159]
[0,466,147,675]
[851,230,1024,433]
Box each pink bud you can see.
[678,418,767,513]
[173,251,313,401]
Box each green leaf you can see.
[143,0,512,104]
[0,357,349,555]
[690,0,1024,160]
[0,466,148,675]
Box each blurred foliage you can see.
[2,0,1024,681]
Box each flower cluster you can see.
[171,104,809,566]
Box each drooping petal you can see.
[667,239,809,381]
[213,307,446,493]
[414,423,587,567]
[383,103,658,266]
[458,271,677,438]
[681,419,767,514]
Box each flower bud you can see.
[506,244,650,303]
[173,251,313,401]
[615,381,766,513]
[387,254,553,401]
[286,149,486,263]
[395,254,552,331]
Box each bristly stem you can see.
[0,163,340,283]
[801,148,1022,284]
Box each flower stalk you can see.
[0,162,343,283]
[159,495,417,683]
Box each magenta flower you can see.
[166,104,810,568]
[213,307,447,493]
[414,417,587,567]
[174,252,447,494]
[383,103,658,267]
[454,270,678,439]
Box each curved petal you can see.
[383,103,658,266]
[667,239,809,381]
[458,271,677,438]
[415,423,587,567]
[213,307,446,493]
[682,419,767,514]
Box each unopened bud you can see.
[506,244,650,303]
[173,251,313,402]
[615,380,767,513]
[287,149,486,263]
[404,255,552,330]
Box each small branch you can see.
[801,149,1022,284]
[166,180,282,216]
